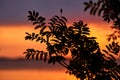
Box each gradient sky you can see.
[0,0,120,80]
[0,0,113,58]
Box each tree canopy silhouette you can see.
[84,0,120,40]
[24,0,120,80]
[84,0,120,64]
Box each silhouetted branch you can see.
[24,9,120,80]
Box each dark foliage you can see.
[24,10,120,80]
[84,0,120,47]
[84,0,120,30]
[84,0,120,79]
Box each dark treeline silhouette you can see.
[24,0,120,80]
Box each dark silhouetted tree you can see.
[24,9,120,80]
[24,0,120,79]
[84,0,120,41]
[84,0,120,79]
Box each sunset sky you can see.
[0,0,119,80]
[0,0,113,58]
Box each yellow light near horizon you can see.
[0,22,114,58]
[88,23,113,49]
[0,25,47,58]
[0,70,77,80]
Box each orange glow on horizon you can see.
[0,70,77,80]
[0,22,114,58]
[0,23,119,80]
[0,25,47,58]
